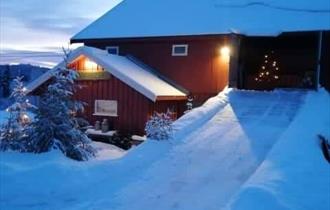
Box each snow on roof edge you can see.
[80,47,159,101]
[26,46,187,102]
[71,0,330,41]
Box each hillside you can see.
[0,88,329,210]
[0,64,49,108]
[0,64,49,83]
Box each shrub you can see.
[145,110,173,140]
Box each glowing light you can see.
[21,113,30,124]
[265,55,268,58]
[274,75,279,79]
[262,66,265,69]
[220,46,230,56]
[84,58,98,72]
[22,87,27,92]
[6,108,9,112]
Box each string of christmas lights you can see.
[255,51,280,83]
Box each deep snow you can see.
[72,0,330,40]
[224,89,330,210]
[1,88,329,210]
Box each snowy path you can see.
[94,90,305,210]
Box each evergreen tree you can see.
[255,51,280,85]
[26,49,95,161]
[0,76,34,151]
[1,66,11,98]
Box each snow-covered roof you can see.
[26,46,187,102]
[72,0,330,40]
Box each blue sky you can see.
[0,0,121,67]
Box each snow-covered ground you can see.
[0,88,329,210]
[225,89,330,210]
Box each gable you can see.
[68,55,111,80]
[26,46,187,102]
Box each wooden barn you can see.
[28,0,330,134]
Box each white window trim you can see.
[93,100,118,117]
[106,46,119,55]
[172,44,188,56]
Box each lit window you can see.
[106,46,119,55]
[84,58,98,72]
[94,100,118,117]
[172,44,188,56]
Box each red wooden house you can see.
[28,0,330,134]
[27,47,187,134]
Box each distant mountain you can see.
[0,64,50,99]
[0,64,49,82]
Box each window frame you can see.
[93,99,118,117]
[172,44,188,56]
[106,46,119,55]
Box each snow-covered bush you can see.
[0,76,34,151]
[26,50,95,161]
[145,110,173,140]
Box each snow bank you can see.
[172,87,229,140]
[1,89,329,210]
[225,89,330,210]
[92,141,126,160]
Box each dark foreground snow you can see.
[0,88,329,210]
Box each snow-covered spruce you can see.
[145,110,173,140]
[26,50,95,161]
[0,76,34,151]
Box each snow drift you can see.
[0,88,329,210]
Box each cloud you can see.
[0,0,121,35]
[0,49,63,67]
[0,0,121,65]
[24,17,92,34]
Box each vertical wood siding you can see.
[82,35,230,103]
[75,77,185,135]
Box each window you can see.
[106,46,119,55]
[172,44,188,56]
[94,100,118,116]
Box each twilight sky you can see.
[0,0,121,67]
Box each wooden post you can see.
[315,31,323,91]
[228,34,241,88]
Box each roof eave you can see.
[156,95,187,101]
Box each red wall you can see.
[75,77,185,135]
[81,35,230,103]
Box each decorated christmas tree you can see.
[0,76,34,151]
[255,51,280,85]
